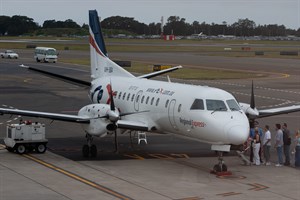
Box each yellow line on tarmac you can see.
[23,154,132,200]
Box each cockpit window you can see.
[226,99,241,111]
[190,99,204,110]
[206,99,227,111]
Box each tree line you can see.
[0,14,299,37]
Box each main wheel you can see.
[36,143,47,153]
[16,144,26,154]
[82,145,89,157]
[90,145,97,157]
[36,58,40,62]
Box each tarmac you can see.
[0,143,299,200]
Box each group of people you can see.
[248,122,300,167]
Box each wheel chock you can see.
[210,170,232,176]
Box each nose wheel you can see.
[82,133,97,158]
[213,152,228,172]
[210,145,232,176]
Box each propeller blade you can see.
[114,130,118,153]
[109,81,115,111]
[250,80,255,109]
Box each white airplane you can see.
[1,10,300,172]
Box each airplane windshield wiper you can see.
[230,107,243,113]
[211,107,226,114]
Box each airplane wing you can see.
[137,65,182,79]
[117,120,149,131]
[257,105,300,118]
[0,108,151,131]
[19,65,91,87]
[0,108,90,123]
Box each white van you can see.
[34,47,58,63]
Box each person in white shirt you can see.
[262,125,272,165]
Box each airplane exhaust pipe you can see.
[106,123,117,131]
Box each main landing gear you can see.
[82,133,97,158]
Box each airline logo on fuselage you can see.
[91,85,103,103]
[146,88,175,96]
[91,84,115,104]
[179,117,206,128]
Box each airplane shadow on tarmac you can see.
[46,135,234,161]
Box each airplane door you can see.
[134,90,143,111]
[168,99,178,130]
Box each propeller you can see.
[109,83,115,111]
[107,81,119,153]
[106,82,119,131]
[250,80,255,109]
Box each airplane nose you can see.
[226,125,249,145]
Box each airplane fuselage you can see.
[90,76,250,145]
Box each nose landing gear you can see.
[213,151,228,172]
[210,145,232,176]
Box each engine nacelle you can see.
[78,104,117,136]
[239,103,259,118]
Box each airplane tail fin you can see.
[89,10,134,79]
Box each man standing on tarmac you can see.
[282,123,291,166]
[263,125,272,165]
[275,124,284,167]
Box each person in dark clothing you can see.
[282,123,291,166]
[249,121,255,163]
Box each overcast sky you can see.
[0,0,299,29]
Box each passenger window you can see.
[156,98,160,106]
[178,104,182,112]
[123,92,126,100]
[190,99,204,110]
[141,96,145,104]
[206,99,227,111]
[136,95,140,103]
[165,99,169,108]
[127,93,130,101]
[118,92,122,99]
[151,97,154,105]
[131,94,135,102]
[146,96,150,104]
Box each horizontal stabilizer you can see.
[19,64,90,87]
[138,65,182,79]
